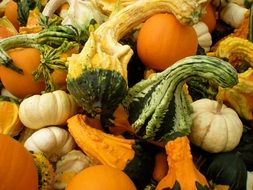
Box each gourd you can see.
[67,114,156,189]
[122,55,238,142]
[193,21,212,52]
[200,152,247,190]
[19,90,78,129]
[54,150,95,190]
[0,96,23,136]
[189,98,243,153]
[24,126,76,162]
[156,136,209,190]
[0,134,38,190]
[220,2,248,28]
[66,165,137,190]
[217,68,253,120]
[31,151,55,190]
[208,36,253,66]
[66,0,208,121]
[233,128,253,171]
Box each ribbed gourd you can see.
[122,55,238,142]
[66,0,208,121]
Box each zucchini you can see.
[122,55,238,142]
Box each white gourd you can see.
[193,21,212,52]
[220,2,248,28]
[54,150,95,189]
[19,90,78,129]
[24,126,76,162]
[189,98,243,153]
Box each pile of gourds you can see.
[1,0,253,189]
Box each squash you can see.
[66,165,137,190]
[67,114,156,189]
[19,90,78,129]
[0,134,38,190]
[193,21,212,52]
[136,13,198,70]
[220,2,248,28]
[156,136,209,190]
[24,126,76,162]
[66,0,207,120]
[216,68,253,120]
[122,55,238,142]
[207,36,253,67]
[54,150,95,190]
[0,96,23,136]
[31,151,55,190]
[200,152,247,190]
[233,127,253,171]
[189,98,243,153]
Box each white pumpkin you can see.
[189,98,243,153]
[19,90,78,129]
[24,126,76,162]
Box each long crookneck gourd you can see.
[66,0,208,119]
[122,55,238,142]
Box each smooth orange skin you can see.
[4,0,19,31]
[0,48,45,98]
[137,13,198,71]
[66,165,137,190]
[201,3,217,32]
[0,134,38,190]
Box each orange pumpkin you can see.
[66,165,137,190]
[0,134,38,190]
[137,13,198,71]
[0,48,45,98]
[201,3,217,32]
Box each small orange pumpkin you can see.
[0,134,38,190]
[137,13,198,71]
[66,165,137,190]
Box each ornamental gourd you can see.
[24,126,76,162]
[66,0,207,122]
[0,134,38,190]
[19,90,78,129]
[66,165,137,190]
[189,98,243,153]
[156,136,209,190]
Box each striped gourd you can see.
[66,0,207,121]
[122,55,238,142]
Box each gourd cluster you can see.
[1,0,253,190]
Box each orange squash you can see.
[201,3,217,32]
[0,134,38,190]
[137,13,198,71]
[152,151,168,182]
[66,165,137,190]
[0,48,45,98]
[4,0,19,31]
[156,136,209,190]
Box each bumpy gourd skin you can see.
[217,68,253,120]
[67,0,208,119]
[156,137,209,190]
[123,55,238,142]
[208,36,253,66]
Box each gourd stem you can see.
[0,25,78,73]
[216,99,223,113]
